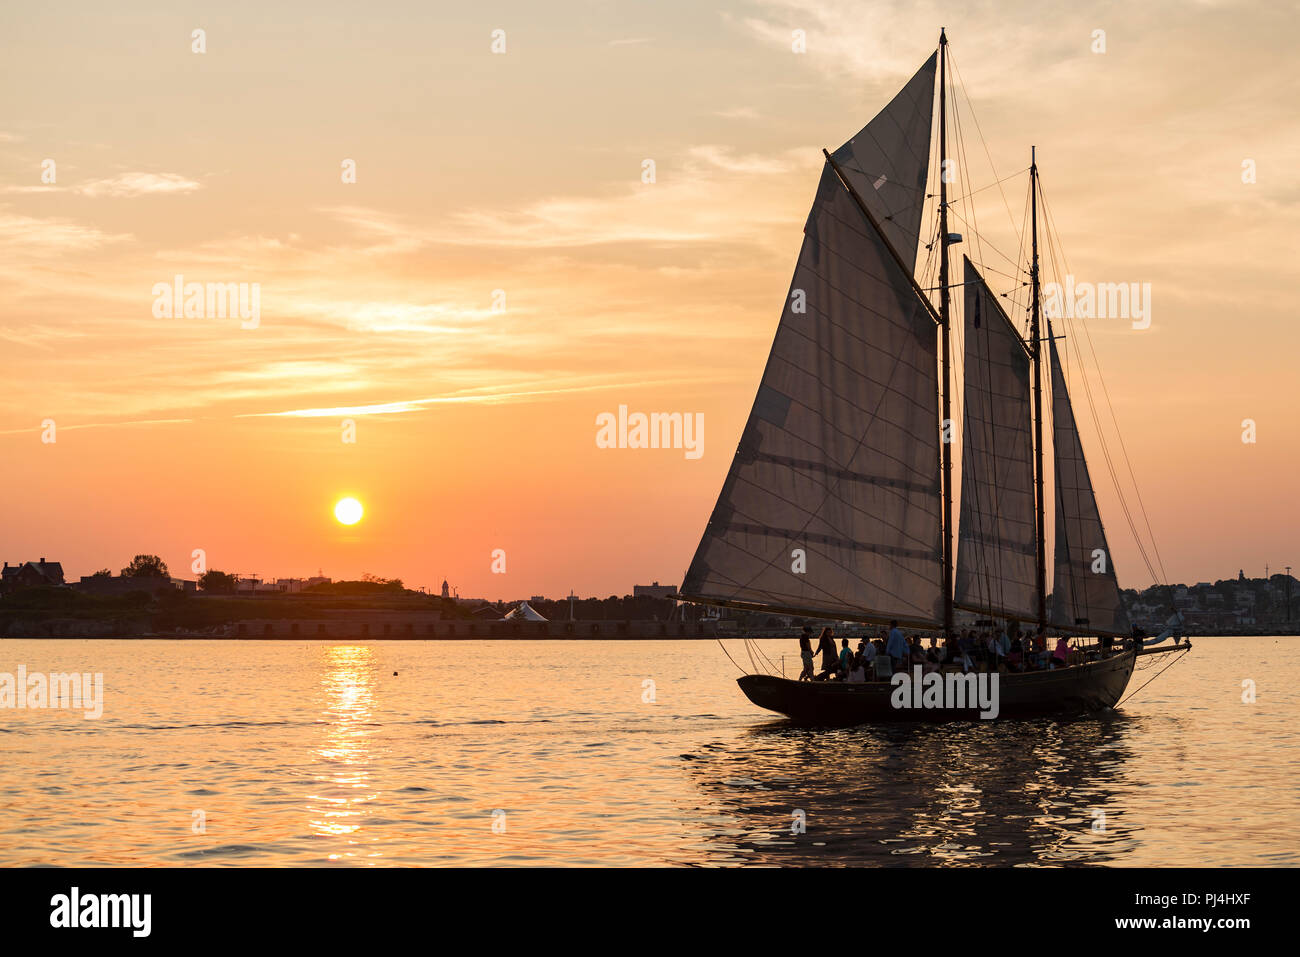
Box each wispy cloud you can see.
[0,207,130,250]
[77,172,201,198]
[245,376,725,419]
[315,145,805,253]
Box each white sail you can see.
[954,257,1038,620]
[679,158,944,627]
[1048,332,1132,636]
[829,53,937,273]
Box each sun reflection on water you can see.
[307,645,380,858]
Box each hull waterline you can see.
[737,649,1138,724]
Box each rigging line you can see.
[1009,180,1033,329]
[1037,186,1157,592]
[945,207,1023,272]
[1043,234,1114,630]
[1115,647,1190,707]
[952,65,984,275]
[945,167,1031,205]
[751,636,783,676]
[716,637,747,676]
[951,87,1023,627]
[948,47,1021,242]
[1040,188,1160,587]
[1037,179,1171,587]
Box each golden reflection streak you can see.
[306,645,379,858]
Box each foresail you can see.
[679,161,944,627]
[954,257,1038,621]
[1048,333,1132,636]
[830,53,937,273]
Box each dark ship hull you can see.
[737,649,1138,724]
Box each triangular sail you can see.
[1048,332,1131,636]
[954,257,1038,620]
[679,158,944,627]
[829,53,937,273]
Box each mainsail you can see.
[679,156,944,627]
[829,53,937,273]
[1047,331,1132,636]
[954,257,1038,620]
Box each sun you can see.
[334,497,364,525]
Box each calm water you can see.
[0,637,1295,867]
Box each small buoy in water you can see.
[393,671,398,676]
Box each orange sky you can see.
[1,1,1297,599]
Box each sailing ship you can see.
[678,30,1189,723]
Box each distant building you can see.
[236,577,280,594]
[633,581,678,600]
[1,558,65,590]
[441,580,450,599]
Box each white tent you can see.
[501,601,547,622]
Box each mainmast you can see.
[1030,146,1047,632]
[938,28,954,637]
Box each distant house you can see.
[469,603,503,620]
[1,558,65,590]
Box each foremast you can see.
[1029,146,1047,633]
[938,28,954,638]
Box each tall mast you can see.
[1030,146,1047,632]
[938,28,954,637]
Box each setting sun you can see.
[334,497,364,526]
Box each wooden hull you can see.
[737,650,1137,724]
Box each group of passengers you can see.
[796,619,1079,682]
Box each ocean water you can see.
[0,637,1294,867]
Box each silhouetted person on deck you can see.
[886,620,908,671]
[816,627,838,680]
[797,626,815,681]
